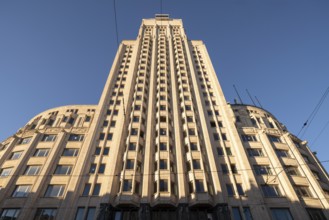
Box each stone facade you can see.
[0,15,328,220]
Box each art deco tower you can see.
[0,15,329,220]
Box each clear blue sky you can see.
[1,1,329,170]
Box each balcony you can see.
[189,192,213,205]
[281,157,298,166]
[291,175,309,186]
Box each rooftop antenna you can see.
[233,85,243,104]
[246,89,256,106]
[255,96,264,108]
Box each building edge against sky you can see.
[0,15,328,220]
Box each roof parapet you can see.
[155,14,170,20]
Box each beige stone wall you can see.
[0,16,328,220]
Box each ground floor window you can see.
[270,208,293,220]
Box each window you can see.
[231,164,238,174]
[160,128,167,136]
[10,151,23,160]
[12,185,31,197]
[0,209,20,220]
[160,179,168,192]
[41,134,56,142]
[95,147,101,155]
[103,147,110,156]
[131,129,138,135]
[276,150,289,158]
[226,184,234,196]
[226,148,232,156]
[192,160,201,169]
[241,135,257,142]
[295,186,312,197]
[18,137,32,145]
[92,184,101,196]
[268,122,275,128]
[221,164,228,174]
[68,117,75,125]
[128,143,136,151]
[213,133,220,141]
[217,147,224,156]
[89,164,97,174]
[82,184,91,196]
[306,208,326,220]
[159,116,166,123]
[270,208,293,220]
[103,120,109,127]
[68,134,84,142]
[85,116,91,122]
[195,180,205,193]
[98,164,105,174]
[110,121,116,127]
[190,143,198,151]
[243,207,253,220]
[268,135,281,143]
[254,165,272,175]
[247,148,263,157]
[62,116,68,122]
[85,207,96,220]
[251,118,258,127]
[62,148,79,156]
[75,207,85,220]
[34,149,49,157]
[188,129,195,136]
[133,116,140,122]
[236,184,244,196]
[123,179,132,191]
[285,166,301,176]
[24,165,41,175]
[159,142,167,151]
[222,134,227,141]
[232,207,242,220]
[44,185,65,197]
[47,119,55,126]
[185,116,196,124]
[99,133,105,140]
[261,185,281,197]
[107,133,113,141]
[126,160,134,169]
[160,160,168,169]
[54,165,72,175]
[34,208,57,220]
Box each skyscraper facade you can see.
[0,15,328,220]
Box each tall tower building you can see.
[0,15,329,220]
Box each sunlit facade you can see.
[0,15,328,220]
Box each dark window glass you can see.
[226,184,234,196]
[62,148,79,157]
[92,184,101,196]
[98,164,105,174]
[195,180,205,193]
[82,184,91,196]
[34,209,57,220]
